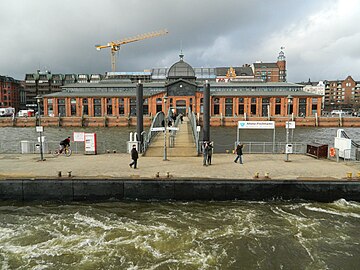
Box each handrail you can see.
[187,107,199,153]
[143,111,165,152]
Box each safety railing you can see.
[188,107,199,154]
[143,111,165,152]
[0,140,110,155]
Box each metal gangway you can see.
[142,111,165,153]
[187,107,200,154]
[143,108,198,157]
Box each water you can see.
[1,126,360,153]
[0,200,359,269]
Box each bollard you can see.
[166,171,170,178]
[68,171,72,177]
[57,171,62,177]
[106,150,110,153]
[357,172,360,179]
[264,172,270,179]
[346,172,352,179]
[156,172,160,178]
[253,172,259,179]
[113,150,116,153]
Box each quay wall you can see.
[1,179,359,202]
[1,116,360,127]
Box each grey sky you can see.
[0,0,358,82]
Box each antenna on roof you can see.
[179,40,184,60]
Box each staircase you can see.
[144,117,198,157]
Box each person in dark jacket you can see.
[59,136,71,154]
[129,145,139,169]
[234,143,244,164]
[207,141,213,165]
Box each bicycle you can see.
[52,145,72,157]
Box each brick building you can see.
[252,50,287,82]
[324,76,360,110]
[0,75,23,111]
[43,53,321,120]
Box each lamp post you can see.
[163,95,168,161]
[285,95,292,161]
[36,95,44,161]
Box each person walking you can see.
[202,141,209,166]
[129,145,139,169]
[207,141,213,165]
[234,143,244,164]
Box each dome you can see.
[167,54,195,79]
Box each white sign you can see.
[238,121,275,129]
[36,126,43,132]
[286,121,296,129]
[73,132,85,142]
[151,127,165,132]
[167,127,179,131]
[84,133,97,154]
[197,126,201,132]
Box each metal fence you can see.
[0,140,109,155]
[198,141,307,155]
[188,108,199,153]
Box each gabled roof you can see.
[165,78,198,88]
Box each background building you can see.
[299,80,325,110]
[324,76,360,111]
[43,53,320,122]
[0,75,23,112]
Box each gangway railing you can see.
[188,107,199,154]
[340,130,360,148]
[143,111,165,152]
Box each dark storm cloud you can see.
[1,0,359,82]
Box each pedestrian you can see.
[234,143,244,164]
[207,141,213,165]
[180,113,183,123]
[202,141,209,166]
[129,145,139,169]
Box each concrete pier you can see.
[0,153,359,202]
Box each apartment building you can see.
[0,75,22,111]
[324,76,360,110]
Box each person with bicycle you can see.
[59,136,71,154]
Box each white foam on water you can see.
[305,206,360,219]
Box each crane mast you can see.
[95,29,168,72]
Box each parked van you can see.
[17,109,35,117]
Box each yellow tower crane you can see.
[95,29,168,72]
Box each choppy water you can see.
[0,200,359,269]
[1,126,360,153]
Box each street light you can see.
[163,95,168,161]
[285,95,293,162]
[36,95,44,161]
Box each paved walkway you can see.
[0,153,360,180]
[144,117,197,157]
